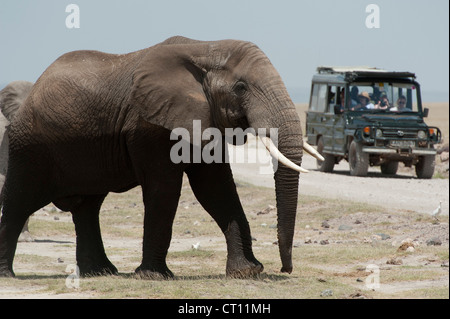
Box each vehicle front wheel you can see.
[348,140,369,176]
[316,136,335,172]
[415,155,435,179]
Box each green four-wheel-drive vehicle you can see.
[305,66,441,179]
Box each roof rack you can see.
[317,66,387,74]
[317,66,416,79]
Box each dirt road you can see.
[229,137,449,216]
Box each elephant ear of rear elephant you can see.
[0,81,34,177]
[0,81,34,121]
[0,82,32,177]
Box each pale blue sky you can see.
[0,0,448,101]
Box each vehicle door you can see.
[329,85,346,155]
[306,83,334,153]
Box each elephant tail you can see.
[0,184,4,212]
[0,81,34,121]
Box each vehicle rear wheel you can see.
[380,161,399,175]
[415,155,435,179]
[316,136,335,172]
[348,140,369,176]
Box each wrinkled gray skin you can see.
[0,81,34,242]
[0,36,303,278]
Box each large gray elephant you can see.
[0,81,34,242]
[0,36,320,278]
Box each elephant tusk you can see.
[260,136,309,173]
[303,140,325,162]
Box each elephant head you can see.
[131,36,321,273]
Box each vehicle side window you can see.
[310,84,319,111]
[327,86,337,113]
[310,84,328,112]
[317,85,327,112]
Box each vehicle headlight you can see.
[376,129,383,138]
[417,130,426,139]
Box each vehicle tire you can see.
[380,161,399,175]
[316,136,335,172]
[348,140,369,176]
[415,155,435,179]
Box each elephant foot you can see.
[135,264,174,280]
[0,265,15,278]
[79,261,118,277]
[0,270,15,278]
[226,258,264,278]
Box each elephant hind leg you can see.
[70,194,118,277]
[0,213,31,277]
[0,193,49,277]
[136,170,184,280]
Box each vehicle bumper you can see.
[362,147,436,155]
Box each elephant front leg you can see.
[135,172,183,279]
[186,163,263,278]
[70,194,118,276]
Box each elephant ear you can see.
[0,81,34,121]
[130,44,211,137]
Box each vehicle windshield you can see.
[346,82,419,112]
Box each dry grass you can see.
[1,177,448,299]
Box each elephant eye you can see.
[233,81,248,97]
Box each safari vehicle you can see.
[305,66,441,179]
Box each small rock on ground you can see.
[320,289,333,297]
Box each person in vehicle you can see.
[390,95,407,111]
[351,91,374,110]
[374,94,390,110]
[350,86,359,106]
[336,88,350,113]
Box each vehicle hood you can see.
[361,114,423,123]
[358,113,425,126]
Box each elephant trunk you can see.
[272,112,302,273]
[250,101,302,273]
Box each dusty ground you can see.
[1,179,448,299]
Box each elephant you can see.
[0,81,34,242]
[0,36,322,278]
